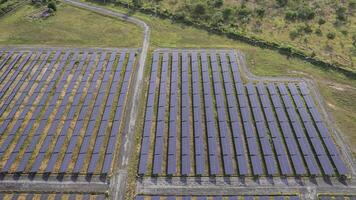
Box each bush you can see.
[352,34,356,47]
[193,3,206,18]
[327,32,336,40]
[318,18,326,25]
[47,1,56,11]
[276,0,288,7]
[295,24,312,34]
[336,6,347,21]
[222,7,233,21]
[285,10,297,21]
[47,7,54,13]
[315,28,322,36]
[341,30,348,36]
[256,7,265,17]
[132,0,142,7]
[211,0,223,8]
[296,6,315,20]
[211,11,223,25]
[289,30,299,40]
[237,5,252,22]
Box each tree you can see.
[47,1,56,11]
[193,3,206,17]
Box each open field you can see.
[0,3,142,47]
[79,0,356,156]
[0,48,137,177]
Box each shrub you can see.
[237,5,252,22]
[296,6,315,20]
[47,1,56,11]
[350,0,356,11]
[256,7,265,17]
[132,0,142,7]
[336,6,347,21]
[222,7,233,21]
[211,0,223,8]
[193,3,206,18]
[289,30,299,40]
[211,11,223,25]
[315,28,322,36]
[47,7,54,13]
[341,30,348,36]
[318,18,326,25]
[276,0,288,7]
[327,32,336,40]
[285,10,297,21]
[352,34,356,47]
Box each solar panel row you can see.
[153,52,170,175]
[191,52,205,175]
[138,52,160,175]
[201,52,219,175]
[211,52,233,175]
[181,51,191,175]
[167,52,179,175]
[102,51,134,174]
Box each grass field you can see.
[0,3,142,47]
[80,1,356,156]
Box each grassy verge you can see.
[0,3,142,47]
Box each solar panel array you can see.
[0,193,106,200]
[138,50,348,177]
[0,49,136,175]
[135,196,300,200]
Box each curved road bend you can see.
[62,0,150,199]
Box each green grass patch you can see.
[0,3,142,47]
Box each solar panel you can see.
[299,82,310,95]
